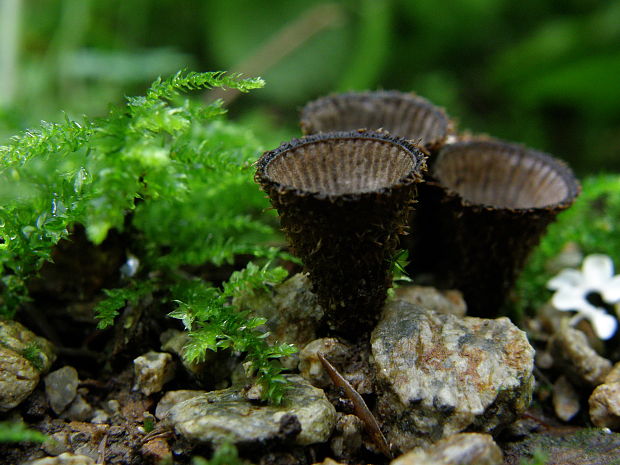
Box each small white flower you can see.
[120,253,140,279]
[547,254,620,340]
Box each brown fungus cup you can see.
[300,91,453,153]
[417,138,580,317]
[255,130,427,337]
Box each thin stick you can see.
[206,3,344,105]
[0,0,22,106]
[317,352,392,458]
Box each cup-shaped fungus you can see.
[417,138,580,317]
[300,91,453,153]
[255,131,426,337]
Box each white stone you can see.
[133,351,175,396]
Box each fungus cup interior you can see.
[301,91,450,148]
[434,141,578,209]
[265,137,416,196]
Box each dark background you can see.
[1,0,618,175]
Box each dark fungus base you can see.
[255,131,426,338]
[412,140,580,317]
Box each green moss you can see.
[0,70,294,404]
[170,262,297,405]
[20,341,44,371]
[0,421,47,443]
[192,441,251,465]
[0,70,275,317]
[520,450,548,465]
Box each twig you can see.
[141,425,174,445]
[0,0,21,106]
[317,352,392,458]
[97,430,108,465]
[206,3,344,106]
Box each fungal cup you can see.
[300,91,452,153]
[255,131,426,337]
[416,139,580,316]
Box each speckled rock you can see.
[394,286,466,317]
[0,319,56,373]
[45,366,79,414]
[0,320,56,412]
[0,346,41,411]
[553,376,580,422]
[371,301,534,451]
[133,351,175,396]
[589,382,620,428]
[549,326,612,386]
[155,390,204,419]
[29,453,96,465]
[164,375,336,446]
[390,433,503,465]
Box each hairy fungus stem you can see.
[255,130,426,337]
[416,138,580,316]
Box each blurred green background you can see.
[1,0,619,175]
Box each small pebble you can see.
[549,326,611,386]
[553,376,581,421]
[45,366,79,414]
[90,409,109,424]
[604,362,620,384]
[29,453,96,465]
[299,338,349,389]
[41,432,70,456]
[60,394,93,422]
[330,414,364,460]
[395,285,466,317]
[390,433,503,465]
[106,399,121,414]
[141,437,173,464]
[589,382,620,429]
[133,351,175,396]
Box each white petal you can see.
[547,269,583,291]
[602,275,620,303]
[583,254,614,288]
[552,288,588,311]
[587,308,618,340]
